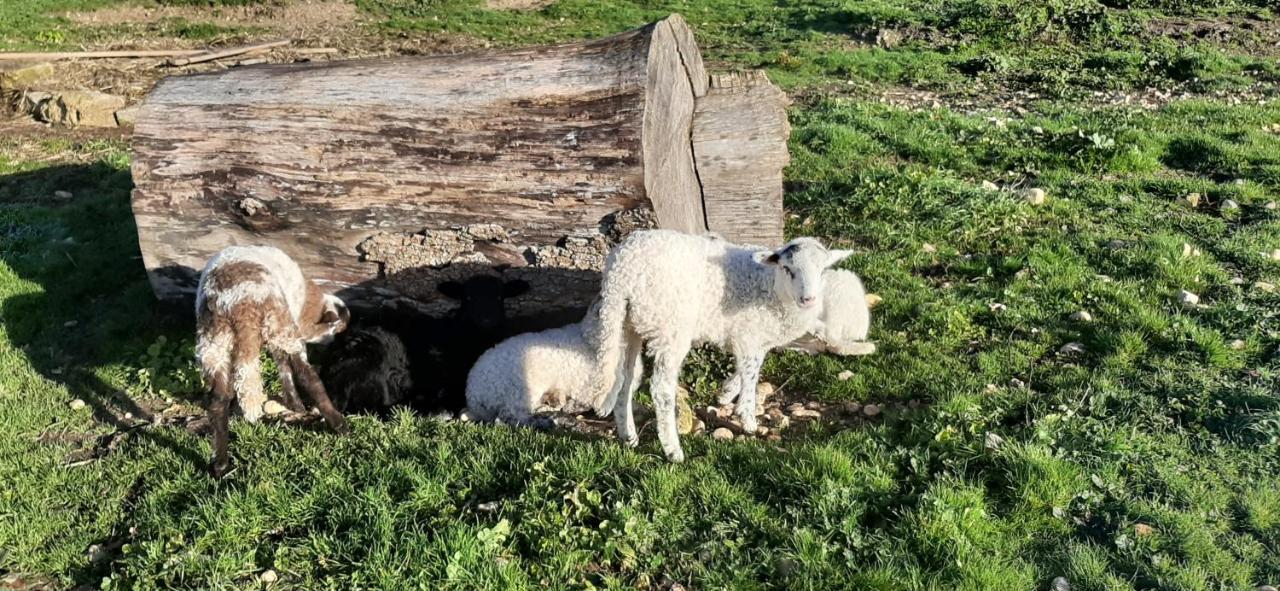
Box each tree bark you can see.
[131,15,787,320]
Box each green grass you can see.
[3,0,1280,589]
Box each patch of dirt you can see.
[484,0,556,10]
[1147,14,1280,57]
[67,0,364,40]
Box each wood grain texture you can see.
[693,70,790,247]
[131,15,788,315]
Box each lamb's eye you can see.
[784,267,795,278]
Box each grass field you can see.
[2,0,1280,589]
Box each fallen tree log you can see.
[131,14,788,319]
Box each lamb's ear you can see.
[503,279,531,298]
[438,281,464,300]
[752,250,780,265]
[320,295,348,324]
[825,249,854,268]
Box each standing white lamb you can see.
[719,268,875,406]
[195,245,351,478]
[589,229,851,462]
[463,300,642,427]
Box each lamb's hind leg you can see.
[649,339,691,463]
[613,333,644,448]
[288,352,351,435]
[718,371,743,406]
[270,350,306,413]
[206,364,235,478]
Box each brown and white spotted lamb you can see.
[195,245,351,478]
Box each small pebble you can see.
[1052,577,1070,591]
[755,426,770,436]
[774,415,790,430]
[69,399,86,410]
[1230,339,1246,350]
[1177,193,1201,208]
[984,432,1005,450]
[1222,199,1240,211]
[791,408,821,419]
[1134,523,1154,536]
[862,403,881,417]
[1031,126,1045,134]
[1270,249,1280,261]
[843,401,862,414]
[86,544,108,563]
[477,501,499,512]
[981,180,999,191]
[1255,281,1276,293]
[711,428,734,441]
[1256,586,1277,591]
[1267,201,1278,210]
[985,383,998,392]
[1059,342,1086,356]
[805,401,821,410]
[1182,242,1200,258]
[922,243,937,253]
[1023,187,1047,205]
[988,302,1007,313]
[63,320,78,327]
[865,293,883,308]
[263,400,288,416]
[786,403,805,413]
[1009,378,1027,389]
[259,569,278,584]
[1107,239,1126,250]
[1178,290,1200,308]
[53,190,73,200]
[1070,310,1093,322]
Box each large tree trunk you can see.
[131,14,787,320]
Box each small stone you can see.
[123,412,133,420]
[865,293,882,308]
[63,320,78,327]
[756,426,770,436]
[988,302,1007,313]
[981,180,999,191]
[86,543,109,563]
[1254,281,1276,293]
[1023,188,1047,205]
[1230,339,1246,350]
[766,432,782,442]
[1009,378,1027,389]
[1069,310,1093,322]
[51,190,74,201]
[0,61,55,88]
[1176,193,1200,208]
[1269,249,1280,261]
[843,401,862,414]
[1031,126,1045,135]
[69,399,86,410]
[1255,586,1277,591]
[805,401,821,410]
[1231,276,1247,285]
[711,427,734,441]
[984,432,1005,450]
[1134,523,1154,537]
[787,403,805,413]
[775,415,790,430]
[1221,199,1240,211]
[477,501,499,512]
[263,400,289,416]
[922,243,937,253]
[985,383,998,392]
[259,569,279,583]
[693,420,706,434]
[862,403,881,417]
[114,104,139,127]
[756,382,775,414]
[873,28,902,49]
[1052,577,1070,591]
[35,90,127,128]
[1178,290,1200,308]
[676,386,695,435]
[791,408,822,419]
[1107,239,1126,250]
[1181,242,1198,258]
[1059,342,1086,356]
[1267,201,1278,210]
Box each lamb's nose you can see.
[800,295,817,307]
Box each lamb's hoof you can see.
[209,459,232,479]
[665,448,686,463]
[739,418,760,435]
[620,434,640,448]
[329,418,352,436]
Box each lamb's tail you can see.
[585,289,629,417]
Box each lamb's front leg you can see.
[270,350,306,413]
[718,370,743,406]
[732,350,765,434]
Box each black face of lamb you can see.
[320,325,412,416]
[438,276,530,332]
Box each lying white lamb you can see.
[589,229,851,462]
[463,300,641,427]
[719,268,875,406]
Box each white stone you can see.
[922,243,937,253]
[1059,342,1086,356]
[865,293,883,308]
[981,180,999,191]
[984,432,1005,450]
[1270,249,1280,261]
[1255,281,1276,293]
[791,408,821,419]
[1179,290,1200,308]
[53,190,73,200]
[988,302,1007,313]
[1230,339,1246,350]
[837,370,854,381]
[263,400,289,416]
[1177,193,1201,208]
[711,427,734,441]
[1222,199,1240,211]
[862,403,881,417]
[259,569,278,583]
[69,399,86,410]
[1069,310,1093,322]
[1023,188,1046,205]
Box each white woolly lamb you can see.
[589,229,851,462]
[719,268,875,405]
[465,301,641,427]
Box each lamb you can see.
[195,245,351,478]
[319,274,530,416]
[463,300,642,427]
[589,229,851,462]
[719,268,876,406]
